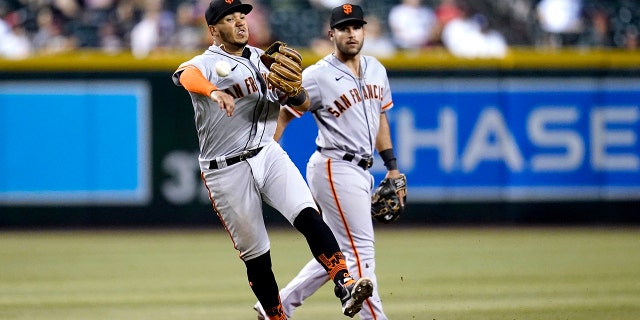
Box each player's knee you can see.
[293,207,342,263]
[244,250,272,274]
[293,207,322,233]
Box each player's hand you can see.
[210,90,235,117]
[385,170,406,207]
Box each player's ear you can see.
[209,25,217,37]
[328,29,334,40]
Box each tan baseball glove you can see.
[260,41,303,97]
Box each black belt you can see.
[209,147,263,169]
[343,153,373,170]
[317,147,373,170]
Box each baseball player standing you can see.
[254,3,404,320]
[171,1,373,319]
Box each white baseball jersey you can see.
[173,44,285,161]
[173,45,317,261]
[287,54,393,159]
[279,53,393,320]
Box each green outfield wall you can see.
[1,48,639,228]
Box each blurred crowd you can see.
[1,0,639,60]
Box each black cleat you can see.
[253,302,266,320]
[335,277,374,317]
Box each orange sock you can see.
[318,252,352,285]
[265,302,287,320]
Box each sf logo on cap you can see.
[225,0,233,4]
[342,4,352,15]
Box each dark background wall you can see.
[1,50,639,228]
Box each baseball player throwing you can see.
[171,1,373,319]
[254,4,404,320]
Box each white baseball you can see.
[215,60,231,77]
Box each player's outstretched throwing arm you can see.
[173,64,236,117]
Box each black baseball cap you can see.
[205,0,253,25]
[330,3,367,29]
